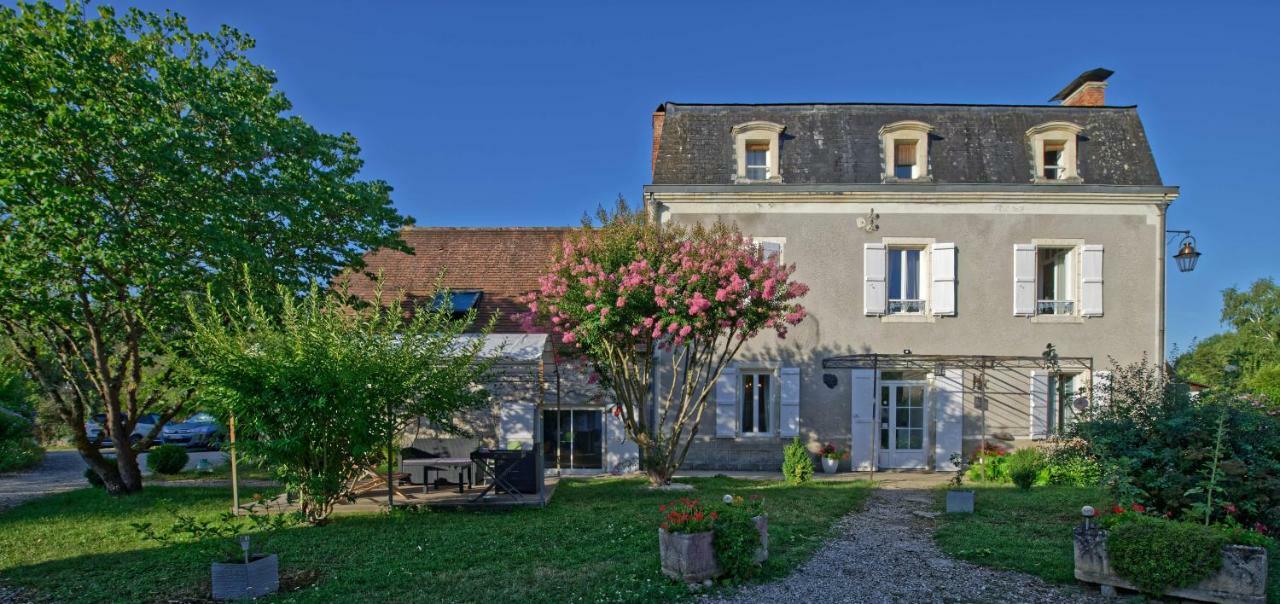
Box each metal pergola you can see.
[821,353,1096,475]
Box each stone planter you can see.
[1073,526,1267,604]
[945,490,974,513]
[659,528,718,582]
[659,515,769,582]
[820,457,839,474]
[211,554,279,600]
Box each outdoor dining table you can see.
[401,457,473,494]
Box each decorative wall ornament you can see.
[856,208,880,233]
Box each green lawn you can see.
[0,476,869,603]
[934,485,1280,603]
[933,484,1108,584]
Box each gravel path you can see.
[0,449,228,511]
[703,488,1105,604]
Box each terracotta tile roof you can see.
[342,227,573,332]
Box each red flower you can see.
[1130,503,1146,513]
[1225,503,1238,515]
[1112,505,1125,514]
[1254,522,1269,535]
[659,504,666,512]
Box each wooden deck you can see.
[258,478,558,515]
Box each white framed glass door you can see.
[877,382,927,468]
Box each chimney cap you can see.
[1050,68,1115,102]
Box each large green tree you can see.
[1175,278,1280,396]
[0,2,409,494]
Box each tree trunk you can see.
[74,415,144,495]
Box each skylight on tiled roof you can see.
[432,290,482,313]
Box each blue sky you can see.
[39,1,1280,353]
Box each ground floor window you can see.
[542,409,603,470]
[1048,373,1081,434]
[879,383,925,450]
[740,372,771,434]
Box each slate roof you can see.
[342,227,572,332]
[651,102,1163,186]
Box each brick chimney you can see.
[651,104,666,178]
[1050,68,1114,107]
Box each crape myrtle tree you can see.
[0,2,409,494]
[519,201,808,485]
[189,281,494,524]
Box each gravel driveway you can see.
[0,449,227,511]
[703,487,1105,604]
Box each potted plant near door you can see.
[135,498,297,600]
[945,452,975,513]
[818,443,847,474]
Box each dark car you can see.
[159,412,224,450]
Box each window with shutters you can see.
[745,143,770,180]
[1026,122,1083,183]
[739,372,771,435]
[887,247,925,315]
[879,121,932,182]
[1036,246,1076,315]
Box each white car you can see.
[85,413,162,449]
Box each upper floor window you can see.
[887,247,924,314]
[879,121,933,182]
[746,143,770,180]
[751,237,785,263]
[1026,122,1083,183]
[1036,246,1075,315]
[731,121,784,183]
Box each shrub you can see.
[0,408,42,473]
[84,467,104,488]
[965,443,1010,483]
[146,444,189,475]
[1073,359,1280,528]
[1103,513,1227,594]
[1043,437,1102,487]
[1006,447,1045,491]
[781,437,813,485]
[713,494,765,581]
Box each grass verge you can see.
[0,476,868,602]
[934,484,1279,603]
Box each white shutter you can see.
[934,368,964,470]
[1029,371,1049,440]
[779,367,800,437]
[1091,370,1111,411]
[605,409,640,473]
[1081,244,1104,317]
[715,367,739,438]
[864,243,887,316]
[850,369,877,471]
[499,401,536,449]
[1014,244,1036,316]
[931,243,957,316]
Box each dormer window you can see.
[746,143,770,180]
[879,121,933,182]
[1026,122,1083,183]
[894,141,918,179]
[731,121,784,183]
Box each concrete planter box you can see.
[1074,526,1267,604]
[945,490,974,513]
[659,515,768,582]
[211,554,279,600]
[820,457,840,474]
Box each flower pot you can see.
[211,554,279,601]
[1074,526,1268,603]
[753,514,769,563]
[659,528,719,582]
[821,457,839,474]
[946,490,975,514]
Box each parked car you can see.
[85,413,162,449]
[160,412,224,450]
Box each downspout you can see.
[1156,199,1169,365]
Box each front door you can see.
[877,382,928,469]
